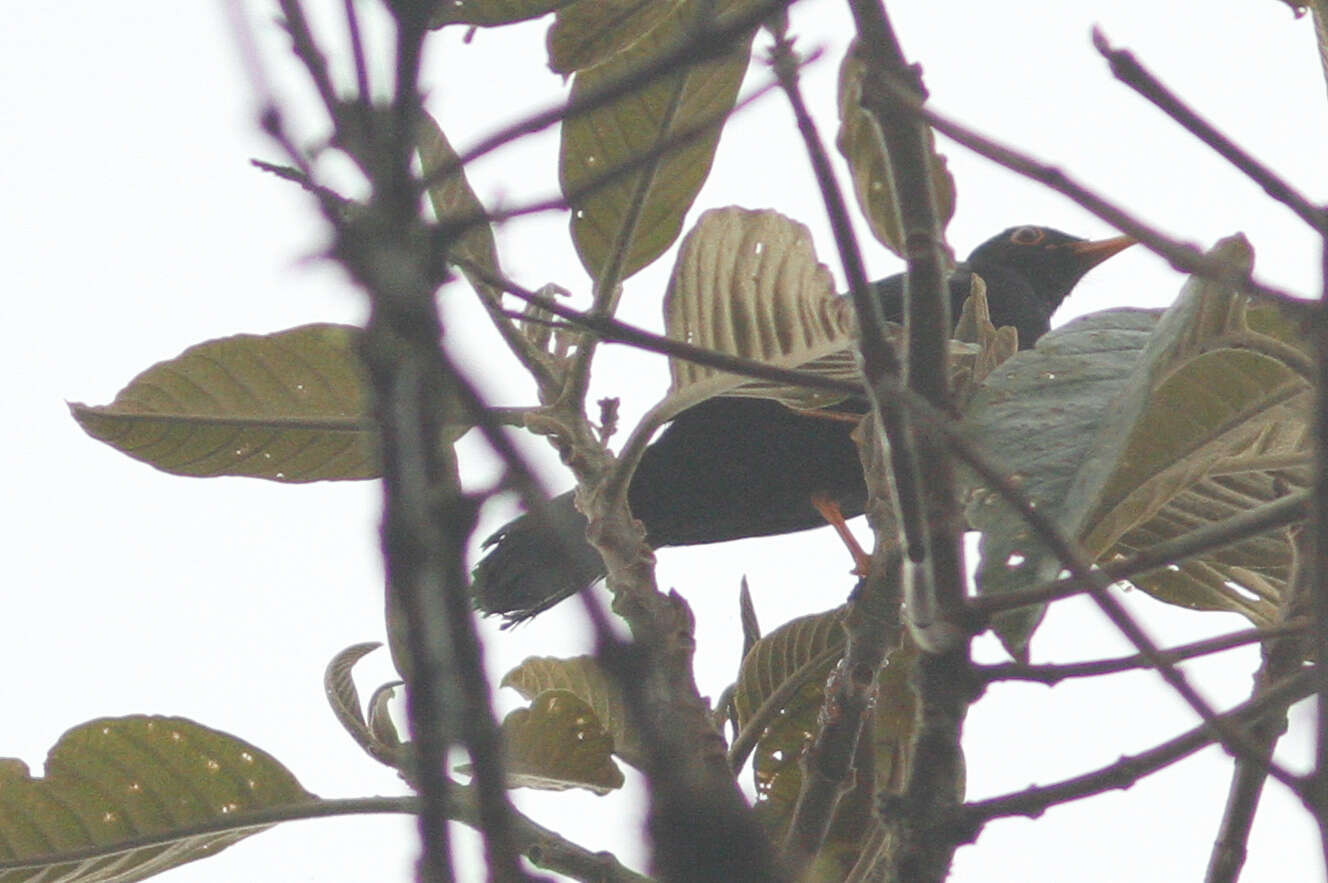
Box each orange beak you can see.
[1066,234,1136,270]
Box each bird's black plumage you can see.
[471,226,1134,620]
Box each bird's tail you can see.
[470,490,606,622]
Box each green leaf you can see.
[0,716,311,882]
[498,690,625,794]
[1066,237,1309,623]
[559,0,753,281]
[963,236,1312,655]
[836,41,955,256]
[70,324,377,483]
[734,608,919,877]
[502,655,645,769]
[961,308,1161,656]
[429,0,578,27]
[417,111,502,288]
[547,0,682,75]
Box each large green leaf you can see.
[0,716,311,882]
[70,324,377,482]
[547,0,682,74]
[559,0,753,281]
[963,236,1310,654]
[961,308,1161,654]
[1064,236,1309,622]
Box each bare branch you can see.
[878,81,1314,317]
[981,620,1308,685]
[963,668,1316,827]
[1092,28,1326,233]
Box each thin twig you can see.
[767,30,925,577]
[276,0,340,121]
[962,668,1316,827]
[457,261,863,397]
[344,0,371,106]
[877,82,1313,318]
[727,642,847,772]
[435,68,804,233]
[981,620,1308,685]
[1092,28,1327,232]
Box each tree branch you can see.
[1092,28,1326,233]
[981,620,1308,686]
[878,79,1313,317]
[963,668,1316,827]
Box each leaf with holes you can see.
[733,607,919,876]
[961,308,1161,656]
[70,324,378,482]
[498,690,624,794]
[0,716,312,882]
[1063,236,1309,623]
[559,0,752,281]
[502,655,644,769]
[660,207,857,415]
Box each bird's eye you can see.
[1010,226,1044,245]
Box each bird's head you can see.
[966,225,1135,312]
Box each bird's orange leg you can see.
[810,493,871,576]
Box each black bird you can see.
[472,226,1134,620]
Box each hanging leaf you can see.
[70,324,380,482]
[496,690,625,794]
[560,0,753,281]
[0,716,311,882]
[547,0,682,75]
[429,0,579,27]
[417,111,502,287]
[836,41,956,256]
[502,655,646,769]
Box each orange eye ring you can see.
[1010,226,1044,245]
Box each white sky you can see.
[3,1,1327,881]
